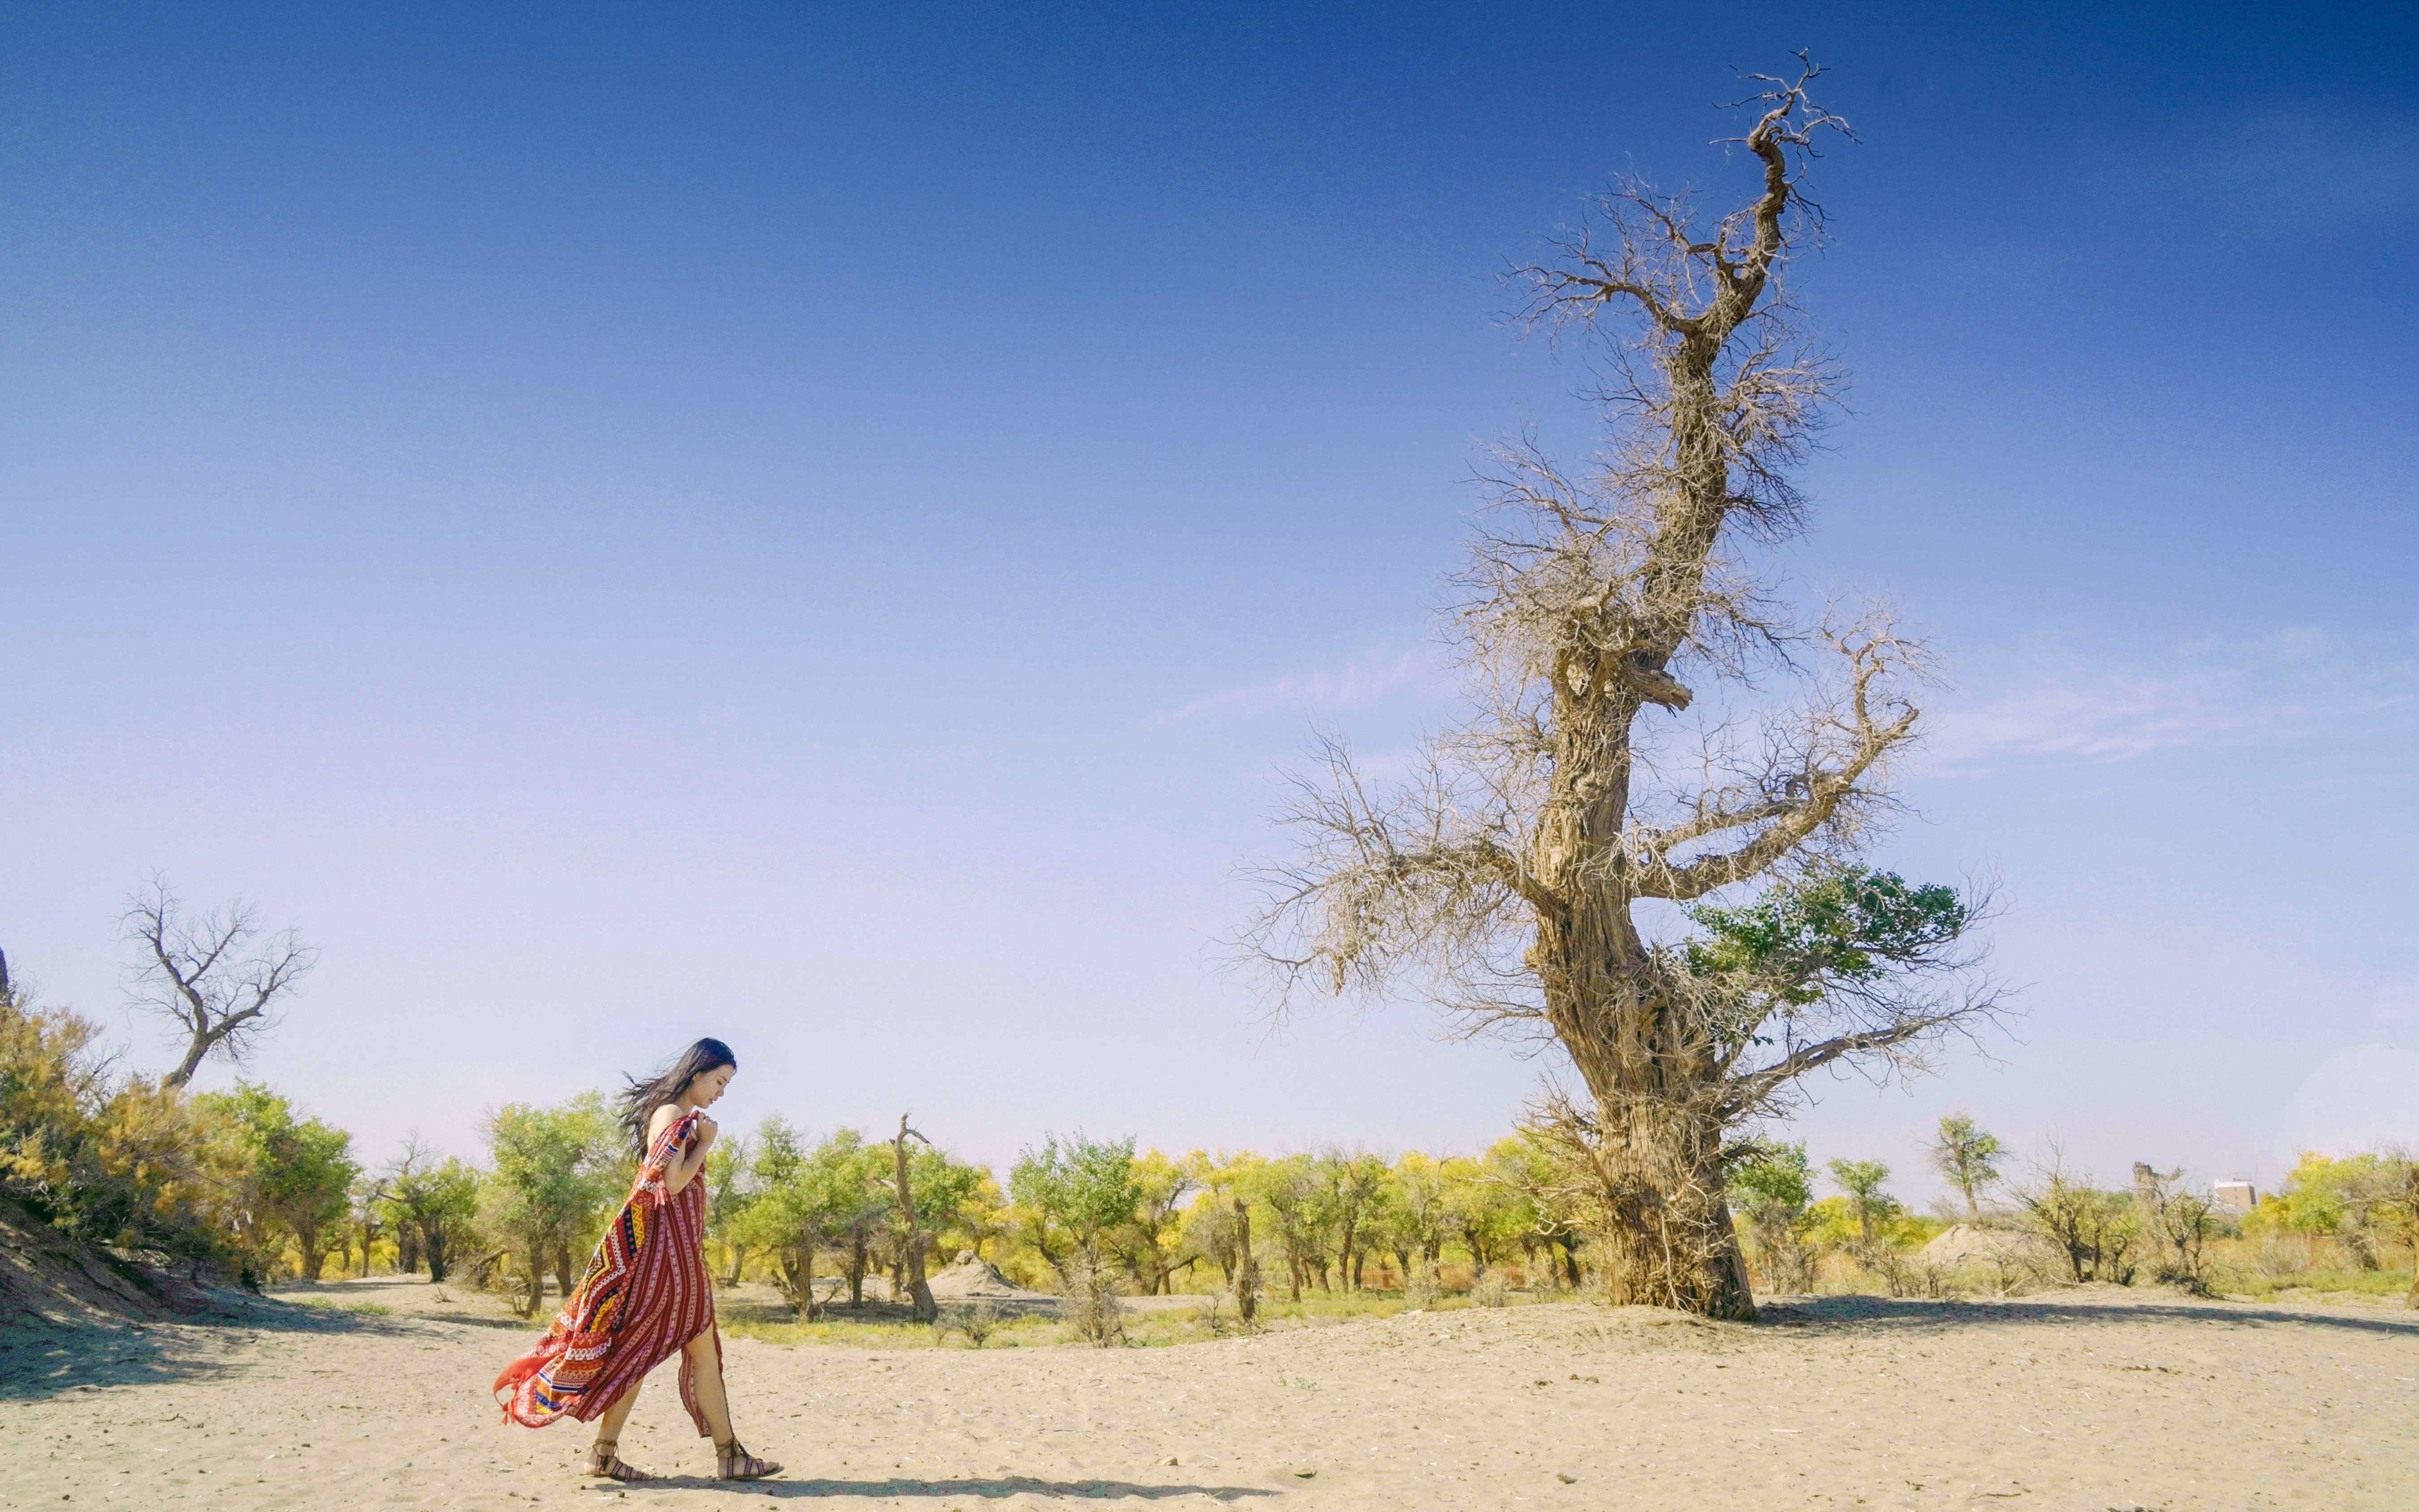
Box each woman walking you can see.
[493,1037,781,1482]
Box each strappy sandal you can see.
[715,1438,783,1481]
[584,1439,656,1482]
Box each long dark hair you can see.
[615,1038,737,1159]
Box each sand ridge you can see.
[2,1279,2414,1509]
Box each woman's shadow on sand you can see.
[614,1474,1274,1501]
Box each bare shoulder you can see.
[647,1103,682,1143]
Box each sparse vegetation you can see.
[1056,1252,1128,1348]
[2016,1161,2142,1284]
[935,1298,1000,1347]
[293,1295,394,1316]
[2218,1262,2415,1303]
[7,919,2409,1324]
[1730,1141,1816,1292]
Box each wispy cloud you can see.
[1169,649,1444,722]
[1928,629,2419,773]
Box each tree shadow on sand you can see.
[0,1295,485,1399]
[0,1323,233,1397]
[1757,1292,2419,1341]
[622,1474,1274,1501]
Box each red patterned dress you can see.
[494,1108,719,1433]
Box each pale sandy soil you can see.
[2,1276,2414,1511]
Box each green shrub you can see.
[1,987,240,1271]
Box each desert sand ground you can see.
[2,1276,2413,1511]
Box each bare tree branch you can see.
[122,875,318,1089]
[1724,1005,1979,1116]
[1630,610,1926,899]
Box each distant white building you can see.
[2212,1180,2258,1212]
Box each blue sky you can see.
[4,3,2413,1205]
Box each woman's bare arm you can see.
[649,1104,719,1195]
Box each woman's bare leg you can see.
[595,1379,641,1443]
[584,1381,653,1481]
[685,1331,780,1478]
[682,1331,735,1441]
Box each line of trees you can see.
[422,1117,1605,1320]
[5,906,1611,1310]
[9,907,2410,1315]
[4,947,1624,1309]
[998,1136,1587,1305]
[1729,1116,2419,1304]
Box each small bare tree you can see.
[2015,1153,2140,1285]
[1058,1250,1129,1347]
[122,877,317,1089]
[2143,1180,2219,1297]
[1237,60,1999,1320]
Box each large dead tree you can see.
[1240,61,1997,1319]
[123,877,318,1089]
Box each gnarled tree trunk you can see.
[421,1216,453,1283]
[890,1114,937,1323]
[1231,1199,1259,1323]
[1582,1101,1753,1315]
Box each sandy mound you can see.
[925,1251,1055,1302]
[1920,1221,2053,1270]
[0,1198,231,1329]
